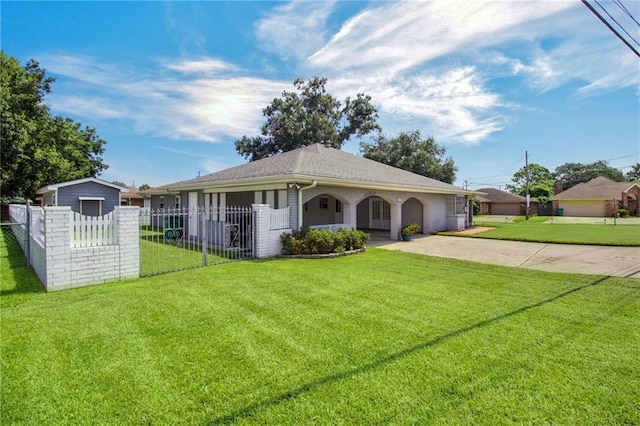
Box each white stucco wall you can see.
[300,185,459,240]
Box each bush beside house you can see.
[281,227,369,255]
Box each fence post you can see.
[25,201,31,267]
[201,207,207,266]
[115,206,140,280]
[252,204,271,259]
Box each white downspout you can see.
[297,180,317,230]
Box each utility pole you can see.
[525,150,530,220]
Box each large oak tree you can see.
[1,52,107,199]
[554,160,625,191]
[235,77,380,161]
[360,130,457,184]
[506,163,555,203]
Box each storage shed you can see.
[36,177,127,216]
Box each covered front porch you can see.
[299,185,470,241]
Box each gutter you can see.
[297,180,317,229]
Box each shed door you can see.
[370,197,391,229]
[189,192,198,238]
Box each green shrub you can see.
[281,228,369,255]
[618,208,629,217]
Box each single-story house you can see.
[121,185,150,208]
[147,143,479,240]
[36,177,127,216]
[553,176,640,217]
[475,187,537,216]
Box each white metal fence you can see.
[140,206,254,276]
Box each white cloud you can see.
[332,66,504,144]
[163,58,240,75]
[43,55,286,143]
[255,1,336,61]
[308,1,575,75]
[301,0,639,144]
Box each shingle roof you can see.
[156,144,467,194]
[554,176,639,200]
[476,188,526,203]
[36,177,127,194]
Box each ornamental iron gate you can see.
[140,206,253,276]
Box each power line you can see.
[593,0,640,48]
[582,0,640,57]
[613,0,640,28]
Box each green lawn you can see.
[443,216,640,246]
[140,227,236,276]
[2,228,639,424]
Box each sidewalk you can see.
[377,235,640,278]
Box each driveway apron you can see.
[378,235,640,278]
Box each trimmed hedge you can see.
[281,227,369,255]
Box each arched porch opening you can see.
[356,196,392,230]
[401,197,424,233]
[302,193,345,227]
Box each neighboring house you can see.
[121,185,150,208]
[36,177,127,216]
[553,176,640,217]
[147,143,478,240]
[475,187,537,216]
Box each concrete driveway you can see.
[376,235,640,278]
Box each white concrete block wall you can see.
[30,239,47,287]
[252,204,270,258]
[268,228,291,257]
[7,205,141,292]
[116,207,140,280]
[44,207,72,289]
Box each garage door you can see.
[492,203,522,215]
[559,200,606,217]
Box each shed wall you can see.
[58,182,121,215]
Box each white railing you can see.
[30,207,45,246]
[9,204,26,225]
[72,211,117,248]
[270,207,290,230]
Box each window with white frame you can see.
[175,195,181,209]
[447,195,466,215]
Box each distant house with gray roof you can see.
[553,176,639,217]
[475,187,537,216]
[147,144,478,240]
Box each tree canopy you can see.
[1,52,107,199]
[235,77,380,161]
[360,130,457,184]
[505,163,555,203]
[625,163,640,181]
[554,160,625,191]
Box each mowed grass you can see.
[140,227,233,276]
[445,216,640,246]
[2,229,639,424]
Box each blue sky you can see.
[2,1,639,190]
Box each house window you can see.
[336,199,342,213]
[447,195,466,215]
[319,197,329,210]
[78,197,104,217]
[159,196,165,209]
[175,195,181,209]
